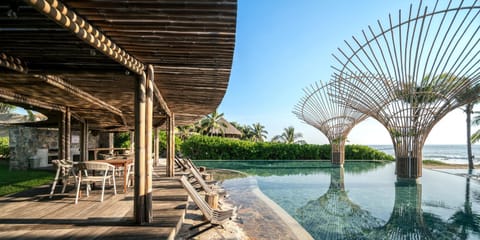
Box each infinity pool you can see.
[195,160,480,240]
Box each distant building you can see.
[209,117,242,139]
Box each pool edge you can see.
[250,186,314,240]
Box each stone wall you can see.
[9,126,100,170]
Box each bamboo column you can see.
[58,110,66,160]
[166,113,175,177]
[154,127,159,167]
[108,133,114,155]
[65,107,71,161]
[331,140,346,167]
[134,73,147,224]
[144,65,154,223]
[80,120,89,161]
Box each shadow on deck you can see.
[0,166,188,240]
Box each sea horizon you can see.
[369,144,480,164]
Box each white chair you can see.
[125,162,135,188]
[49,159,76,198]
[74,162,117,204]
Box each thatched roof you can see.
[210,117,242,137]
[0,0,237,131]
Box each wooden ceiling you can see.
[0,0,237,130]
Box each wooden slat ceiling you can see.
[0,0,237,130]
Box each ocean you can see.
[370,144,480,164]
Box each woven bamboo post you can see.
[80,120,88,161]
[332,1,480,179]
[108,133,114,155]
[58,110,65,160]
[134,73,147,224]
[166,113,175,177]
[145,65,154,223]
[65,107,71,161]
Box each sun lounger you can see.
[178,157,226,195]
[179,175,234,238]
[174,156,189,171]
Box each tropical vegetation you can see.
[198,110,227,136]
[181,135,393,161]
[272,126,306,144]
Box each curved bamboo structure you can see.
[332,0,480,179]
[294,81,367,166]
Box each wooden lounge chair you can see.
[74,162,117,204]
[187,166,226,198]
[179,176,234,238]
[174,156,189,171]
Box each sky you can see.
[218,0,480,145]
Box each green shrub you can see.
[181,135,393,161]
[114,132,131,149]
[0,137,9,159]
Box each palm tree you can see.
[465,102,480,169]
[272,126,306,144]
[250,123,268,142]
[199,110,227,136]
[176,124,198,141]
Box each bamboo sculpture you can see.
[332,0,480,179]
[294,81,368,166]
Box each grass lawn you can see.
[0,160,54,196]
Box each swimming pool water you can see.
[196,161,480,240]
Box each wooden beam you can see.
[134,72,147,224]
[145,64,154,223]
[25,0,145,75]
[153,84,171,117]
[35,74,128,126]
[0,89,65,112]
[0,53,28,73]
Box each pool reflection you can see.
[295,167,382,239]
[296,168,477,239]
[201,161,480,239]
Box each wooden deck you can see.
[0,167,188,240]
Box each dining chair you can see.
[49,159,76,198]
[125,162,135,188]
[74,162,116,204]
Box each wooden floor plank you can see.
[0,166,187,240]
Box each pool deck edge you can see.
[250,187,314,240]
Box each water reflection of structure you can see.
[295,167,382,239]
[294,167,477,239]
[449,171,480,240]
[365,181,458,240]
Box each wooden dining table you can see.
[91,158,133,193]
